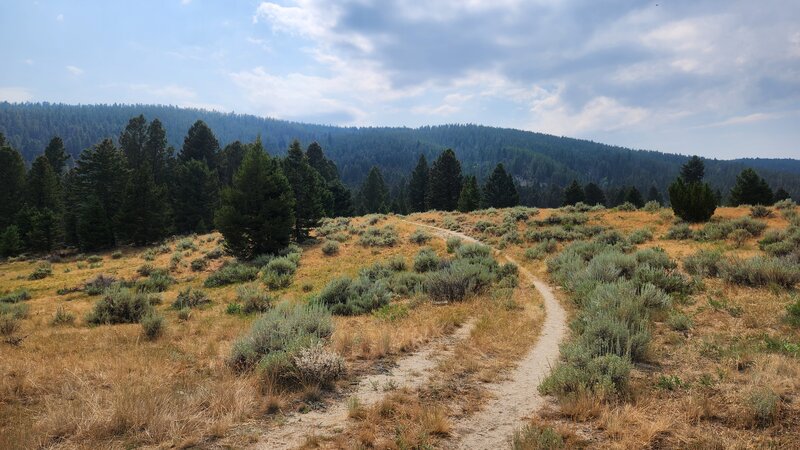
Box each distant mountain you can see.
[1,102,798,204]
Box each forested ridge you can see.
[1,101,799,203]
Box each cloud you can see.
[56,13,63,22]
[693,112,780,129]
[125,83,225,111]
[66,65,84,76]
[0,87,33,102]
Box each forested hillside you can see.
[1,102,798,204]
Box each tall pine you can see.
[0,139,28,230]
[729,168,774,206]
[563,180,585,206]
[44,136,70,175]
[427,149,462,211]
[407,154,429,212]
[180,120,220,169]
[457,175,481,212]
[482,163,518,208]
[584,182,605,206]
[359,166,389,214]
[669,157,716,222]
[283,140,328,241]
[172,159,219,234]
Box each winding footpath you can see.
[406,220,567,449]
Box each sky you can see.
[1,0,799,159]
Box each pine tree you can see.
[427,149,462,211]
[625,186,644,208]
[77,195,115,250]
[584,182,606,206]
[61,169,81,246]
[0,142,28,230]
[483,163,518,208]
[562,180,585,206]
[119,115,148,169]
[407,155,430,212]
[774,188,792,202]
[216,142,295,259]
[143,118,174,185]
[23,156,63,251]
[681,156,705,183]
[27,156,62,211]
[283,140,328,241]
[172,159,219,234]
[24,207,63,252]
[180,120,220,169]
[306,141,338,182]
[647,185,663,205]
[117,165,170,246]
[0,225,23,257]
[729,168,774,206]
[359,166,389,214]
[218,141,247,186]
[44,136,70,175]
[457,175,481,212]
[328,180,354,217]
[669,178,717,222]
[303,141,350,217]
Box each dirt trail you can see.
[407,220,567,449]
[252,319,476,450]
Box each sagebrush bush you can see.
[135,269,175,293]
[315,276,392,315]
[263,256,298,290]
[137,263,154,276]
[204,262,259,287]
[205,246,224,259]
[668,312,693,331]
[171,288,212,309]
[616,201,637,211]
[86,255,103,263]
[387,255,407,271]
[665,223,692,240]
[0,314,20,336]
[642,200,662,213]
[524,239,558,260]
[291,342,345,386]
[84,274,117,295]
[321,240,339,256]
[721,256,800,288]
[190,257,208,272]
[683,250,723,278]
[388,271,426,296]
[28,262,52,280]
[455,242,492,260]
[785,298,800,327]
[141,312,165,340]
[510,424,565,450]
[236,284,273,314]
[86,285,153,325]
[750,205,772,218]
[749,387,780,426]
[358,225,398,247]
[0,289,30,304]
[413,247,441,273]
[539,352,632,398]
[409,228,432,244]
[627,228,653,245]
[176,237,197,251]
[425,260,494,303]
[0,302,29,319]
[51,305,75,326]
[730,228,752,248]
[446,236,462,253]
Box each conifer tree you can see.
[359,166,389,214]
[407,154,430,212]
[584,182,606,206]
[302,141,351,217]
[647,185,663,205]
[218,141,247,186]
[180,120,220,169]
[625,186,644,208]
[669,157,716,222]
[774,188,791,202]
[306,141,338,182]
[427,149,462,211]
[26,155,62,211]
[562,180,585,206]
[0,141,28,230]
[77,195,115,250]
[283,140,328,241]
[0,225,22,257]
[216,141,295,259]
[119,115,148,169]
[457,175,481,212]
[482,163,518,208]
[729,168,774,206]
[117,164,170,246]
[172,159,219,234]
[144,118,174,185]
[328,181,354,217]
[681,156,705,183]
[44,136,70,175]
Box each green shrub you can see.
[683,250,723,277]
[749,387,780,426]
[176,237,197,251]
[86,255,103,263]
[237,284,273,314]
[668,178,717,223]
[111,250,123,259]
[539,352,631,398]
[510,425,565,450]
[446,236,462,253]
[750,205,772,218]
[84,274,117,295]
[51,306,75,326]
[169,251,183,269]
[387,272,426,296]
[204,262,259,287]
[141,312,165,340]
[668,312,693,331]
[263,256,298,290]
[0,289,30,304]
[425,260,494,303]
[616,201,637,211]
[786,298,800,327]
[524,239,558,260]
[0,302,29,319]
[321,240,339,256]
[413,247,441,273]
[409,229,432,244]
[455,242,492,260]
[176,308,191,321]
[642,201,661,213]
[28,262,52,280]
[86,286,153,325]
[135,269,174,293]
[358,225,398,247]
[387,255,407,272]
[315,276,391,316]
[226,302,242,315]
[141,249,157,261]
[190,258,208,272]
[721,257,800,288]
[627,228,653,245]
[172,288,212,309]
[730,228,752,248]
[205,246,224,259]
[665,223,692,240]
[0,314,20,337]
[228,303,333,373]
[137,263,155,276]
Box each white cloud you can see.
[24,59,34,65]
[66,65,84,75]
[694,113,780,129]
[56,13,63,22]
[125,83,225,111]
[181,0,192,5]
[0,87,33,102]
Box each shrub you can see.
[169,252,183,270]
[176,237,197,251]
[135,269,174,293]
[292,342,346,387]
[28,262,52,280]
[86,286,153,325]
[616,201,637,211]
[263,256,298,290]
[172,288,212,309]
[455,242,492,260]
[358,226,398,247]
[665,223,693,240]
[141,249,157,261]
[111,251,123,259]
[0,302,29,319]
[668,312,693,331]
[51,306,75,326]
[730,229,752,248]
[237,284,273,314]
[0,289,30,304]
[425,260,494,303]
[409,229,432,244]
[387,255,407,272]
[510,425,565,450]
[226,302,242,315]
[750,205,772,218]
[786,298,800,327]
[0,314,20,337]
[642,201,661,213]
[137,263,155,276]
[627,229,653,245]
[749,387,780,426]
[683,250,723,277]
[446,236,462,253]
[205,246,224,259]
[321,240,339,256]
[525,239,558,260]
[177,308,191,321]
[539,352,632,398]
[204,262,259,287]
[84,274,117,295]
[315,276,392,315]
[228,303,333,373]
[387,272,426,296]
[141,312,165,340]
[86,255,103,263]
[721,257,800,288]
[668,178,717,223]
[190,258,208,272]
[413,247,441,273]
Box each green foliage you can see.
[667,312,693,331]
[407,154,429,212]
[28,262,52,280]
[427,149,463,211]
[140,312,165,340]
[482,163,518,208]
[314,275,392,316]
[190,257,208,272]
[749,387,780,426]
[445,236,462,253]
[236,284,273,314]
[171,288,211,309]
[457,175,481,212]
[173,159,219,234]
[730,168,774,206]
[720,257,800,288]
[0,314,20,337]
[358,166,389,214]
[627,228,653,245]
[750,205,772,218]
[584,182,606,206]
[562,180,584,206]
[665,223,692,240]
[510,424,565,450]
[785,298,800,327]
[283,139,328,241]
[179,120,220,168]
[136,269,174,293]
[409,228,432,244]
[358,225,398,247]
[683,250,723,277]
[0,289,31,304]
[669,177,717,223]
[204,262,259,287]
[525,239,558,260]
[84,274,117,295]
[0,225,23,257]
[321,240,339,256]
[0,143,27,230]
[263,256,298,290]
[413,247,441,273]
[86,285,153,325]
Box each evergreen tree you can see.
[180,120,220,169]
[562,180,585,206]
[283,140,328,241]
[143,118,173,185]
[0,225,23,257]
[457,175,481,212]
[584,182,606,206]
[647,185,663,205]
[61,169,81,246]
[389,178,409,215]
[729,168,774,206]
[483,163,519,208]
[117,165,170,246]
[218,141,247,186]
[306,141,338,182]
[328,181,354,217]
[216,142,295,259]
[172,159,219,234]
[681,156,705,183]
[427,149,462,211]
[26,156,62,211]
[77,195,116,250]
[44,136,70,175]
[359,166,389,214]
[669,178,716,222]
[23,207,62,252]
[23,155,63,251]
[407,154,430,212]
[0,141,27,230]
[119,115,148,169]
[775,188,792,202]
[625,186,644,208]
